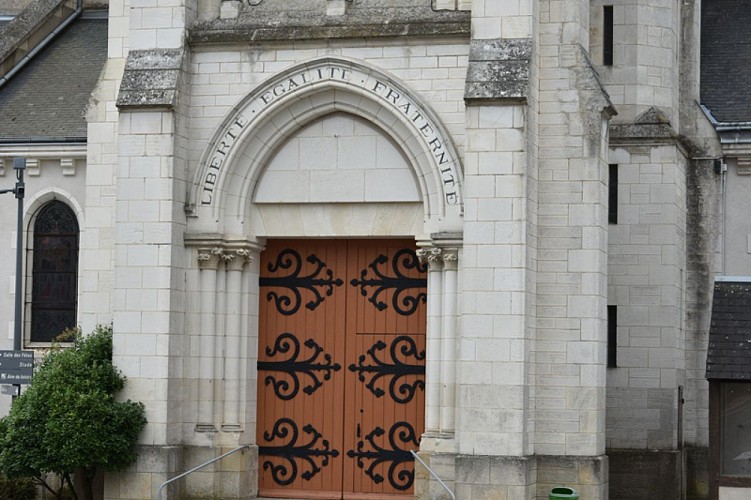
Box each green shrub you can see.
[0,325,147,500]
[0,474,36,499]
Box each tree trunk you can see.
[82,468,96,500]
[64,473,78,500]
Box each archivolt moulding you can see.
[187,56,464,235]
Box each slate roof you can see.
[0,16,107,142]
[701,0,751,123]
[706,280,751,380]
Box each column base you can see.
[103,444,258,500]
[195,424,218,433]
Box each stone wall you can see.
[606,142,687,451]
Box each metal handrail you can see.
[411,450,456,500]
[157,445,250,500]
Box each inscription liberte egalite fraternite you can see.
[200,64,461,207]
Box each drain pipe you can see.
[0,0,83,89]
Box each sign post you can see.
[0,157,27,397]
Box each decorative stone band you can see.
[190,6,469,44]
[416,247,459,268]
[233,0,348,16]
[197,247,254,269]
[0,144,86,179]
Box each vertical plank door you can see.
[257,240,426,499]
[343,240,427,499]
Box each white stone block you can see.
[466,130,496,152]
[472,18,503,40]
[475,291,512,315]
[309,170,365,202]
[255,171,310,202]
[478,106,515,128]
[465,221,495,244]
[156,27,183,49]
[569,249,603,272]
[364,170,421,202]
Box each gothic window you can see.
[30,201,79,343]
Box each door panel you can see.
[258,240,347,498]
[343,240,426,498]
[257,240,426,499]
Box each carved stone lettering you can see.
[201,115,249,204]
[367,78,459,204]
[200,63,461,207]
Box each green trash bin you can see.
[549,486,579,500]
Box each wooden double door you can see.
[257,239,427,499]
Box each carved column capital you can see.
[226,248,254,271]
[234,248,254,262]
[417,246,459,270]
[441,248,459,271]
[417,247,445,270]
[197,247,222,270]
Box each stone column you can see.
[214,253,229,426]
[242,246,262,450]
[418,247,444,437]
[223,249,252,432]
[440,248,459,435]
[415,241,462,500]
[197,248,221,431]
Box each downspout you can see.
[0,0,84,90]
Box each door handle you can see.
[356,423,361,438]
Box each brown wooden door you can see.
[257,240,426,499]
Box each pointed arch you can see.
[188,57,463,235]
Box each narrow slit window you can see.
[604,6,614,66]
[608,305,617,368]
[609,164,618,224]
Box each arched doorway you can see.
[184,57,463,498]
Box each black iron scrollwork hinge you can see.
[258,332,341,400]
[350,249,427,316]
[347,421,419,491]
[260,248,343,315]
[349,336,425,403]
[259,418,340,486]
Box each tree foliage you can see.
[0,325,147,500]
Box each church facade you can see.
[1,0,744,498]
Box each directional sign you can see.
[0,350,33,385]
[0,385,19,396]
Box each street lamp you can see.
[0,157,25,352]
